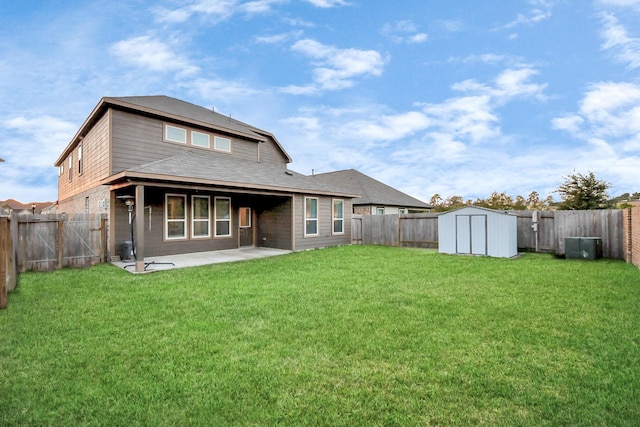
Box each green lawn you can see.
[1,246,639,426]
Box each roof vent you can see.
[285,170,293,176]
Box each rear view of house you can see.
[54,96,355,272]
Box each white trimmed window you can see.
[333,199,344,234]
[78,144,83,175]
[376,207,385,215]
[215,197,231,237]
[165,194,187,240]
[68,154,73,181]
[165,125,187,144]
[59,164,64,176]
[191,131,210,148]
[191,195,211,238]
[214,136,231,152]
[305,197,318,236]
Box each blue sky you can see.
[1,0,639,203]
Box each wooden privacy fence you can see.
[352,210,625,259]
[1,216,17,309]
[15,213,108,272]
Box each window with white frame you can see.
[191,131,210,148]
[214,136,231,152]
[68,154,73,181]
[165,125,187,144]
[305,197,318,236]
[376,207,385,215]
[78,144,83,175]
[399,208,407,215]
[215,197,231,237]
[59,164,64,176]
[165,194,187,239]
[333,199,344,234]
[191,195,210,238]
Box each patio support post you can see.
[135,185,145,273]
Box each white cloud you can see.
[452,67,547,101]
[153,0,236,23]
[109,35,199,76]
[0,115,77,201]
[255,31,303,44]
[596,0,640,9]
[552,81,640,191]
[153,0,287,23]
[381,20,428,44]
[599,13,640,69]
[499,0,554,30]
[287,39,386,92]
[305,0,350,7]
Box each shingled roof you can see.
[312,169,431,209]
[56,95,292,166]
[103,150,356,197]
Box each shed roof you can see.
[437,206,515,216]
[312,169,431,209]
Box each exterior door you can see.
[456,215,487,255]
[239,207,253,246]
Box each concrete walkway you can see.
[111,247,292,273]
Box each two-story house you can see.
[54,96,355,272]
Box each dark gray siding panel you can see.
[111,110,183,172]
[111,110,268,172]
[294,195,351,251]
[259,137,289,165]
[257,197,293,250]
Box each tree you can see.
[555,171,613,210]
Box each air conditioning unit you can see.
[565,237,602,260]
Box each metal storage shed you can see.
[438,206,518,258]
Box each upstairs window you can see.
[376,207,385,215]
[191,131,210,148]
[68,154,73,181]
[59,164,64,177]
[78,144,83,175]
[333,199,344,234]
[165,125,187,144]
[214,136,231,152]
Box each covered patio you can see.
[111,247,292,273]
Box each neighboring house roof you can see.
[0,199,53,213]
[55,95,292,166]
[312,169,432,209]
[102,150,357,198]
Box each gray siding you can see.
[110,110,274,173]
[294,195,351,251]
[257,197,293,250]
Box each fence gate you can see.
[17,213,107,272]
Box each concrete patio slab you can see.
[111,247,292,273]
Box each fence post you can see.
[1,217,8,309]
[57,220,64,269]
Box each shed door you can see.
[456,215,487,255]
[456,215,471,254]
[470,215,487,255]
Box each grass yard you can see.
[1,246,639,426]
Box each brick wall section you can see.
[624,207,640,269]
